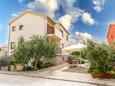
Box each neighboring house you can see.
[68,36,78,46]
[8,10,69,55]
[76,35,85,44]
[0,45,7,56]
[107,24,115,44]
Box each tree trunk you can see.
[34,59,38,69]
[14,64,17,70]
[8,65,11,71]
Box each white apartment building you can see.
[8,10,70,55]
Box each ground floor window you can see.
[11,42,16,49]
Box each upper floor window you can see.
[19,25,23,30]
[12,26,16,31]
[66,35,68,41]
[60,29,63,37]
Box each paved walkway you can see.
[0,73,97,86]
[46,67,115,86]
[0,63,115,86]
[0,63,67,77]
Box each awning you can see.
[63,43,86,52]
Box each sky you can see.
[0,0,115,45]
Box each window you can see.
[62,43,64,48]
[11,42,16,49]
[19,25,23,30]
[12,26,16,31]
[66,35,68,41]
[47,24,54,34]
[60,29,63,37]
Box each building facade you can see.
[8,10,69,55]
[68,36,78,46]
[107,24,115,44]
[0,45,7,56]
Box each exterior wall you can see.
[107,25,115,44]
[54,23,63,39]
[59,25,69,48]
[50,54,68,65]
[8,13,47,54]
[55,23,69,54]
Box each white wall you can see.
[54,23,62,39]
[9,13,47,54]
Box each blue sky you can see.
[0,0,115,45]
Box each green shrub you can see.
[42,62,53,68]
[32,60,53,69]
[0,54,10,67]
[22,61,53,71]
[111,72,115,78]
[83,40,114,74]
[69,55,77,60]
[70,51,80,59]
[36,61,53,69]
[22,66,34,71]
[80,59,85,64]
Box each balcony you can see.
[47,27,54,34]
[47,24,61,41]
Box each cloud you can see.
[26,0,96,30]
[75,32,94,41]
[11,13,18,17]
[59,9,82,30]
[58,0,81,30]
[59,10,96,30]
[17,0,24,3]
[59,14,73,31]
[58,0,96,30]
[92,0,105,12]
[11,11,23,17]
[64,0,76,10]
[81,12,96,25]
[27,0,82,30]
[28,2,40,9]
[28,0,59,17]
[0,24,2,30]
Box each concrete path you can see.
[45,67,115,86]
[0,63,115,86]
[0,63,67,77]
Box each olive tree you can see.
[12,35,58,70]
[29,35,58,69]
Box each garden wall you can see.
[50,54,68,65]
